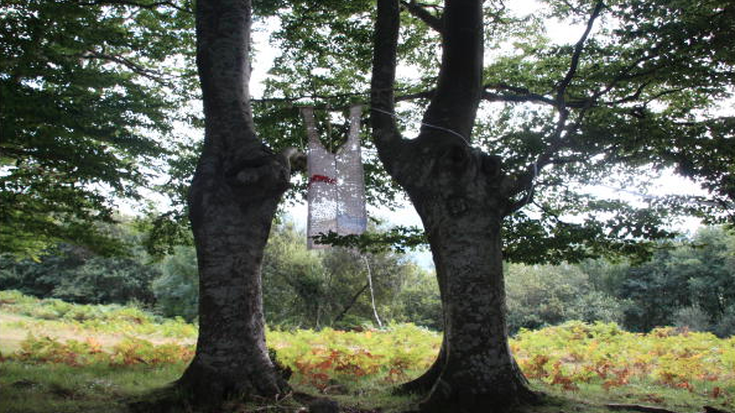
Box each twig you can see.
[81,52,175,86]
[333,283,369,323]
[556,0,604,106]
[75,0,192,14]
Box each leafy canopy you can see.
[9,0,732,265]
[254,0,735,263]
[0,0,196,258]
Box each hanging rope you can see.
[524,160,539,205]
[362,254,382,328]
[370,106,469,142]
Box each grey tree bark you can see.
[372,0,536,411]
[176,0,290,406]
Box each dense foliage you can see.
[262,223,434,329]
[249,0,735,265]
[0,0,196,258]
[0,244,157,306]
[0,222,437,328]
[505,263,626,334]
[151,245,198,320]
[506,226,735,338]
[596,226,735,337]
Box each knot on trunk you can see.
[433,142,502,187]
[447,196,469,216]
[437,143,470,177]
[479,152,502,181]
[225,150,292,196]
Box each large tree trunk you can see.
[371,0,536,411]
[391,136,535,412]
[176,0,289,407]
[415,187,534,411]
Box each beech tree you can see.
[175,0,291,405]
[251,0,734,410]
[369,0,537,409]
[369,0,735,410]
[366,0,734,410]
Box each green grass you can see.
[0,290,196,340]
[4,361,724,413]
[534,381,730,412]
[0,361,186,413]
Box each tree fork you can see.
[371,0,539,410]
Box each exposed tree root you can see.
[394,360,444,395]
[417,377,541,413]
[606,404,680,413]
[702,407,730,413]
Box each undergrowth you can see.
[2,290,734,413]
[0,290,195,338]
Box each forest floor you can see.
[0,291,733,413]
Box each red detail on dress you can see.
[308,174,337,187]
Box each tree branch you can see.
[333,283,370,323]
[254,91,369,105]
[75,0,193,14]
[420,0,483,141]
[505,1,604,202]
[401,0,443,33]
[371,0,404,173]
[82,52,175,86]
[642,87,687,105]
[196,0,260,152]
[556,0,604,106]
[607,81,650,105]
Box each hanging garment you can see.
[302,105,367,249]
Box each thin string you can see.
[362,254,383,328]
[370,107,469,142]
[524,160,539,204]
[572,183,733,211]
[370,106,725,210]
[596,183,660,200]
[371,105,542,203]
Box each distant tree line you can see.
[0,221,439,329]
[506,226,735,338]
[1,223,733,337]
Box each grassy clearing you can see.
[0,361,186,413]
[1,290,734,413]
[0,290,195,344]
